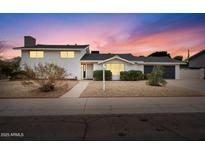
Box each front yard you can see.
[0,80,78,98]
[80,80,205,97]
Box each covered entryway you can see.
[81,63,94,80]
[106,63,124,80]
[144,65,175,79]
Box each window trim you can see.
[60,51,75,58]
[29,51,44,58]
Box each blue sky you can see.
[0,13,205,58]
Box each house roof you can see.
[81,53,137,61]
[13,44,89,50]
[189,49,205,60]
[134,56,181,63]
[81,53,181,63]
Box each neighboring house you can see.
[188,49,205,69]
[14,36,182,80]
[186,49,205,79]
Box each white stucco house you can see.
[14,36,182,80]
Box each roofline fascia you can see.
[13,47,87,51]
[80,60,101,63]
[135,61,144,64]
[98,55,135,64]
[142,62,184,65]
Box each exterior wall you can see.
[200,68,205,79]
[126,64,144,73]
[21,49,87,80]
[180,68,205,79]
[93,63,103,70]
[93,59,144,80]
[175,65,180,79]
[189,52,205,68]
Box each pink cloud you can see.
[93,26,205,58]
[3,23,205,60]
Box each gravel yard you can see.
[0,80,78,98]
[80,80,205,97]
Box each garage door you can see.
[144,65,175,79]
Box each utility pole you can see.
[187,49,190,62]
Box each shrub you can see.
[93,70,112,81]
[39,82,55,92]
[129,70,144,80]
[147,65,167,86]
[0,57,21,79]
[120,70,144,81]
[10,70,26,80]
[120,71,129,80]
[22,63,67,92]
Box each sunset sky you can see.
[0,13,205,59]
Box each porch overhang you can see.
[98,55,135,65]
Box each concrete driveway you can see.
[167,79,205,93]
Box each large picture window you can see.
[60,51,75,58]
[29,51,44,58]
[106,64,124,75]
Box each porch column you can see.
[103,64,106,91]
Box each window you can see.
[29,51,44,58]
[106,64,124,75]
[60,51,75,58]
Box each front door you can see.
[81,64,86,79]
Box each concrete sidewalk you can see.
[0,97,205,116]
[60,81,89,98]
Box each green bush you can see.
[120,71,129,80]
[120,70,144,81]
[147,65,167,86]
[93,70,112,81]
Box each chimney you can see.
[24,36,36,47]
[91,51,100,54]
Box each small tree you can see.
[148,51,171,58]
[173,55,183,61]
[0,57,23,79]
[23,63,67,92]
[147,65,167,86]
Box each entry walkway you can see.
[61,81,89,98]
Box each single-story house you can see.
[14,36,182,80]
